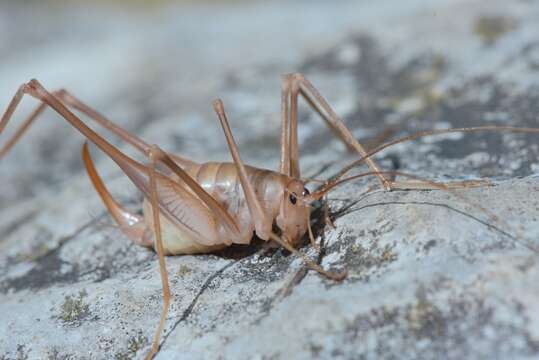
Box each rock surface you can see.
[1,1,539,359]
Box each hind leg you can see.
[81,142,152,247]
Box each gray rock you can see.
[1,1,539,359]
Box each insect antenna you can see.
[334,126,539,182]
[306,169,539,255]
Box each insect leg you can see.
[81,141,152,247]
[0,80,151,174]
[56,89,151,155]
[282,73,392,189]
[279,74,292,175]
[56,90,197,168]
[0,86,150,160]
[0,87,76,158]
[212,99,272,239]
[0,86,196,168]
[0,100,46,159]
[145,145,171,359]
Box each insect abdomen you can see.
[142,198,227,255]
[190,162,286,230]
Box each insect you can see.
[1,73,538,359]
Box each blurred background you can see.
[2,0,538,207]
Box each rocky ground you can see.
[1,0,539,359]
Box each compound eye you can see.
[302,188,310,196]
[289,193,297,205]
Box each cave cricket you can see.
[1,73,538,359]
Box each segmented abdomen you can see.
[186,162,286,229]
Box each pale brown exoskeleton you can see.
[2,73,539,359]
